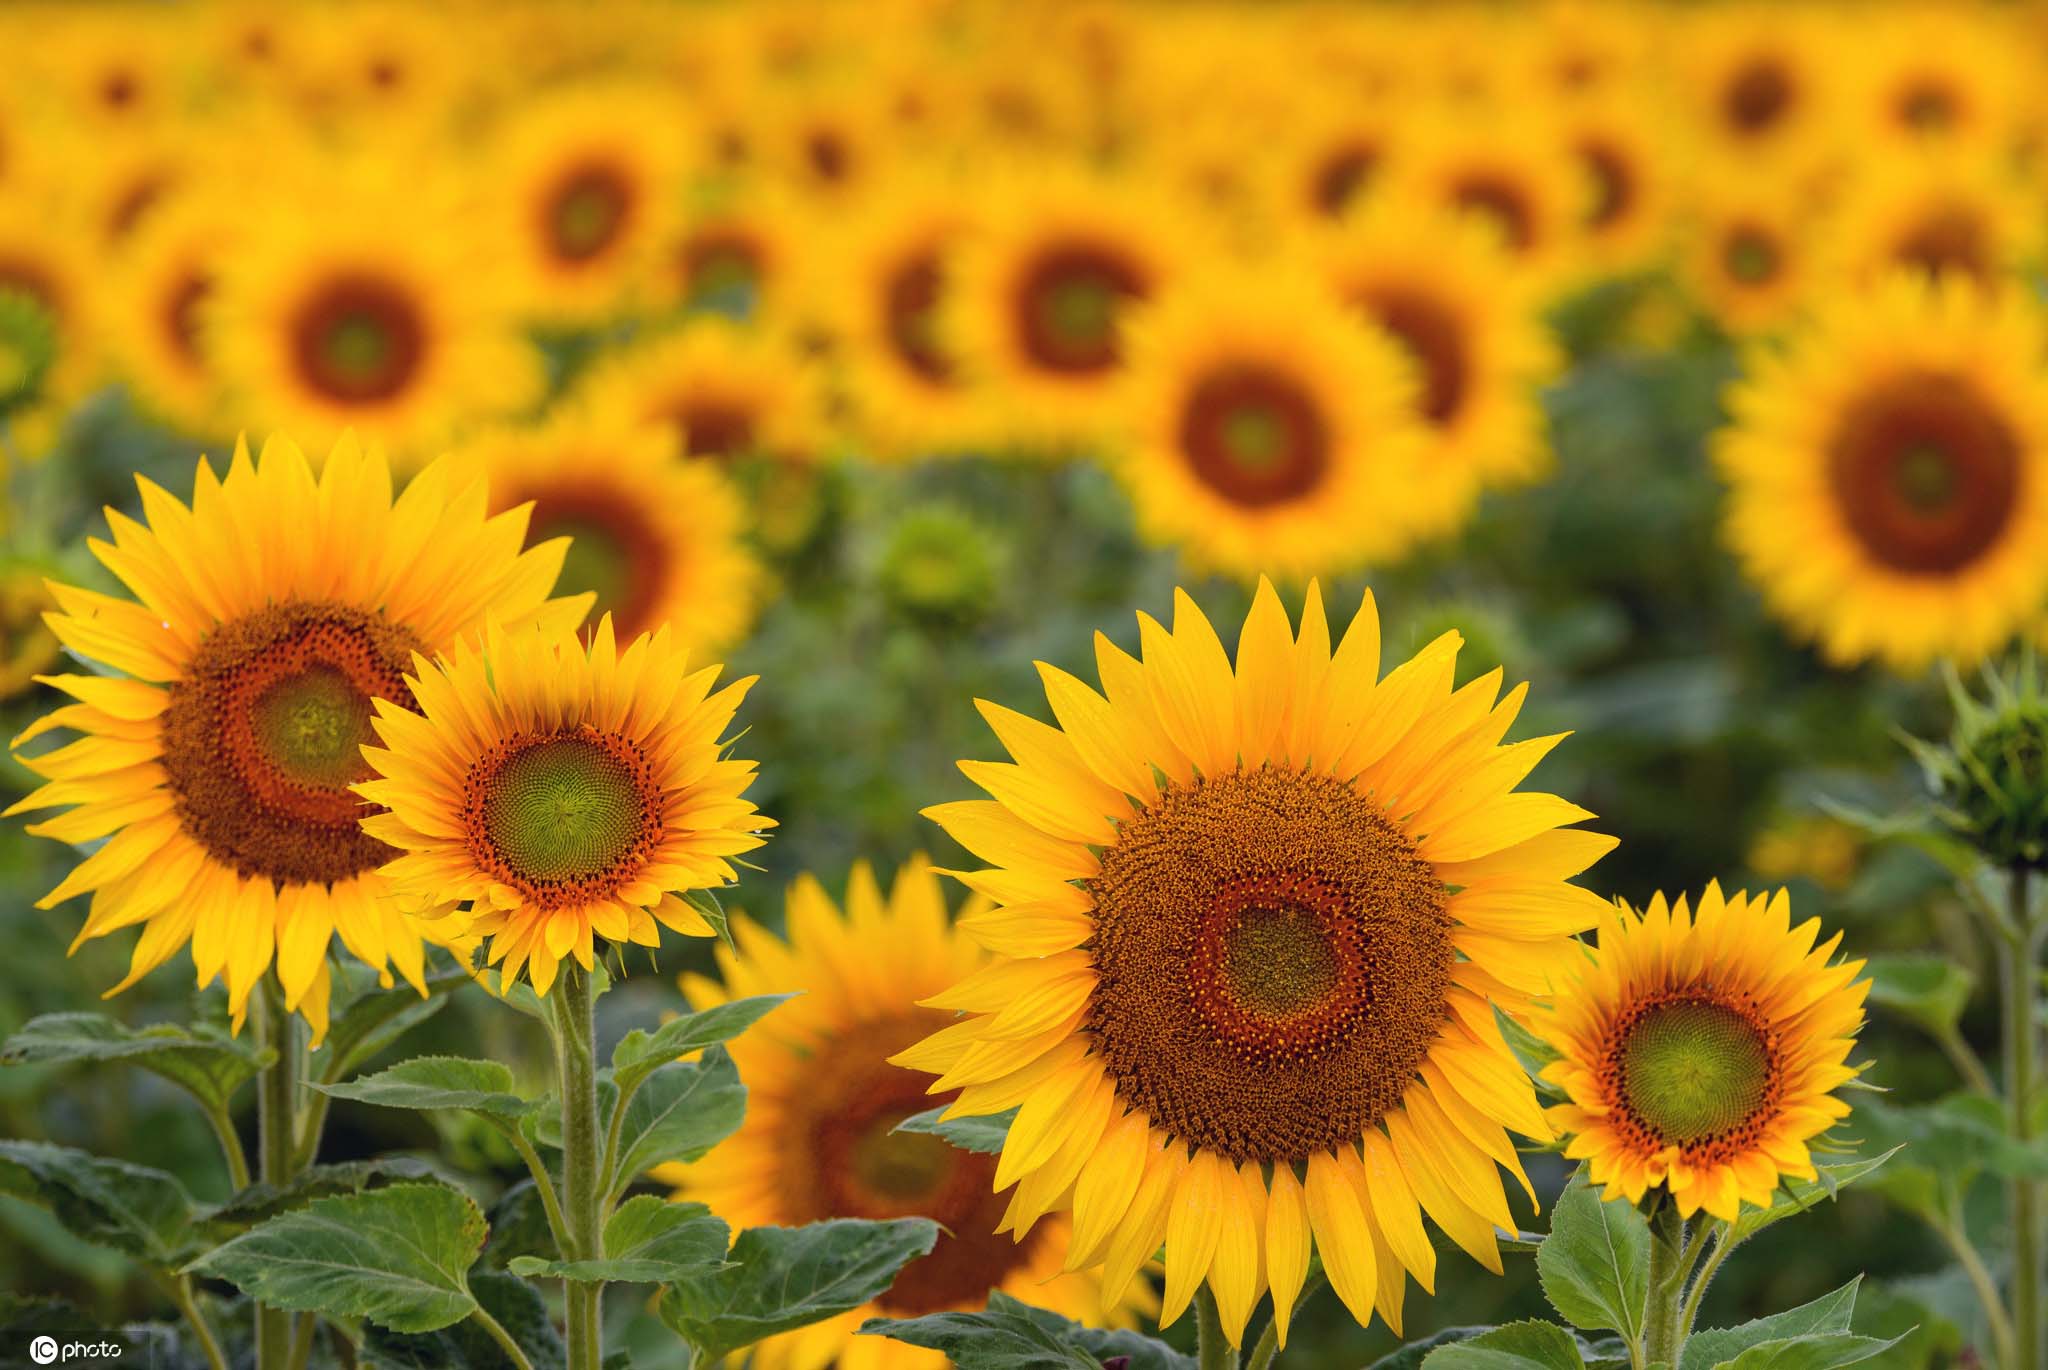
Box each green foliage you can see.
[1904,657,2048,867]
[509,1197,728,1284]
[1366,1330,1495,1370]
[860,1291,1193,1370]
[362,1271,568,1370]
[656,1217,939,1363]
[1536,1175,1648,1342]
[1,1010,273,1112]
[1726,1148,1903,1244]
[609,993,795,1096]
[1862,955,1976,1039]
[607,1045,747,1194]
[891,1104,1016,1154]
[204,1157,442,1229]
[1422,1320,1590,1369]
[0,1139,201,1266]
[315,1056,539,1119]
[1681,1278,1865,1370]
[321,968,470,1083]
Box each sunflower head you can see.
[877,502,1003,627]
[1909,654,2048,868]
[1541,884,1869,1222]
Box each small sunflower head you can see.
[877,502,1002,626]
[0,287,58,417]
[1910,652,2048,867]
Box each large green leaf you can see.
[1,1011,272,1111]
[657,1217,939,1362]
[186,1182,485,1334]
[1712,1332,1904,1370]
[1729,1149,1904,1244]
[314,1056,537,1120]
[1536,1176,1647,1340]
[1423,1321,1588,1370]
[321,966,470,1083]
[203,1157,440,1230]
[0,1140,199,1265]
[1862,955,1974,1039]
[361,1271,567,1370]
[1366,1329,1492,1370]
[610,994,796,1096]
[608,1047,747,1192]
[861,1291,1192,1370]
[891,1106,1016,1155]
[1680,1279,1860,1370]
[510,1196,728,1284]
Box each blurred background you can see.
[0,1,2034,1365]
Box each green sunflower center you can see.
[1222,903,1341,1017]
[1724,227,1780,285]
[252,665,374,790]
[1621,999,1772,1145]
[849,1125,959,1204]
[550,165,632,263]
[483,738,646,886]
[1015,242,1147,374]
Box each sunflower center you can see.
[884,248,953,384]
[462,725,662,906]
[670,399,757,460]
[1311,143,1378,217]
[1898,81,1956,132]
[526,487,667,638]
[1723,225,1781,284]
[1451,174,1535,252]
[291,273,426,404]
[1362,286,1469,427]
[162,601,421,884]
[1088,765,1453,1165]
[1015,241,1148,374]
[1579,139,1635,230]
[681,231,763,302]
[1827,368,2021,575]
[1895,206,1990,281]
[1180,363,1330,509]
[1725,57,1794,134]
[1619,998,1773,1146]
[162,268,212,368]
[547,161,634,264]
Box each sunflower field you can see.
[5,1,2048,1368]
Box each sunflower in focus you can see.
[6,434,588,1038]
[900,583,1613,1344]
[1716,272,2048,672]
[1678,175,1827,337]
[356,617,772,995]
[1321,199,1561,539]
[109,195,237,436]
[659,857,1148,1370]
[1822,153,2038,290]
[211,155,542,458]
[575,316,828,466]
[1539,885,1868,1221]
[1115,267,1426,580]
[1391,110,1585,294]
[454,409,763,652]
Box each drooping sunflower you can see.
[109,194,237,437]
[898,583,1614,1344]
[1114,267,1428,580]
[211,152,542,459]
[573,316,829,466]
[452,409,764,652]
[355,617,772,995]
[1320,199,1562,540]
[659,856,1149,1370]
[1822,152,2038,290]
[1538,884,1868,1221]
[6,434,588,1038]
[1715,272,2048,672]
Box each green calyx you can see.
[1911,650,2048,867]
[877,503,1002,627]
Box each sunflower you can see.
[109,194,237,437]
[1679,7,1839,161]
[31,9,183,131]
[0,190,102,409]
[1282,94,1402,225]
[1715,272,2048,672]
[659,856,1148,1370]
[5,434,588,1039]
[656,182,811,326]
[1557,86,1675,278]
[452,408,763,652]
[1848,6,2027,161]
[1677,174,1828,338]
[490,83,683,323]
[1389,109,1586,295]
[898,582,1614,1344]
[1320,198,1561,540]
[573,316,829,466]
[1822,152,2038,290]
[355,616,772,995]
[211,153,542,459]
[1114,267,1427,581]
[1539,884,1868,1222]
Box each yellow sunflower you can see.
[573,316,829,466]
[0,190,103,408]
[211,153,542,459]
[898,582,1614,1344]
[1678,7,1840,162]
[1539,884,1868,1222]
[1389,109,1587,295]
[355,616,772,995]
[451,408,764,652]
[1320,198,1562,539]
[1557,86,1676,278]
[1677,174,1829,338]
[5,433,588,1039]
[1822,152,2039,290]
[1716,272,2048,672]
[655,182,811,327]
[1848,5,2027,161]
[1115,266,1428,581]
[1281,93,1403,225]
[660,856,1149,1370]
[109,194,238,437]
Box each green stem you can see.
[1242,1270,1325,1370]
[473,1304,539,1370]
[165,1274,228,1370]
[1194,1285,1237,1370]
[287,1312,315,1370]
[256,979,304,1370]
[489,1115,571,1256]
[200,1102,251,1193]
[1935,1027,1998,1097]
[2003,865,2041,1370]
[1675,1224,1734,1345]
[1937,1211,2017,1370]
[1641,1198,1690,1370]
[552,967,605,1370]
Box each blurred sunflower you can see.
[1716,272,2048,671]
[32,10,182,131]
[1678,175,1827,337]
[454,409,763,651]
[211,155,541,458]
[575,315,828,465]
[1680,7,1839,160]
[1823,152,2038,289]
[660,857,1148,1370]
[1321,199,1561,538]
[0,563,58,700]
[1391,110,1585,293]
[295,2,462,133]
[81,131,189,255]
[1283,96,1401,224]
[901,583,1612,1344]
[1849,6,2026,160]
[0,193,101,408]
[1116,267,1427,580]
[1540,885,1868,1221]
[1557,87,1674,277]
[109,195,236,436]
[5,435,587,1038]
[658,183,809,325]
[356,617,772,994]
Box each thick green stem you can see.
[2003,866,2041,1370]
[166,1275,228,1370]
[1642,1199,1690,1370]
[255,980,305,1370]
[552,968,604,1370]
[1193,1285,1237,1370]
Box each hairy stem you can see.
[2003,865,2041,1370]
[489,1115,571,1255]
[165,1274,228,1370]
[474,1304,538,1370]
[255,979,304,1370]
[1194,1284,1237,1370]
[1676,1223,1734,1345]
[200,1102,251,1193]
[552,967,604,1370]
[1642,1198,1690,1370]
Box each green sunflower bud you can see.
[1909,650,2048,867]
[878,502,1002,627]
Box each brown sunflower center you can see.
[1311,142,1379,218]
[680,230,763,300]
[461,725,663,907]
[1605,991,1781,1159]
[884,248,953,384]
[1894,205,1990,281]
[545,160,635,265]
[1087,765,1454,1165]
[290,273,426,404]
[1179,362,1331,508]
[1014,240,1148,375]
[162,268,212,369]
[1826,369,2021,575]
[1579,138,1635,231]
[1360,285,1469,427]
[1722,223,1782,285]
[523,483,668,638]
[777,1017,1049,1315]
[1724,57,1794,135]
[664,398,757,461]
[162,600,421,884]
[1898,80,1957,133]
[1451,173,1536,252]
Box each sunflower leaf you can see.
[185,1182,485,1335]
[892,1106,1016,1155]
[607,1046,747,1196]
[1365,1327,1493,1369]
[360,1270,566,1370]
[1707,1331,1906,1370]
[1680,1278,1861,1370]
[1420,1319,1589,1369]
[657,1217,939,1363]
[0,1011,273,1112]
[313,1055,538,1120]
[610,994,797,1096]
[1536,1174,1648,1341]
[862,1291,1192,1370]
[1863,955,1975,1039]
[509,1196,728,1284]
[0,1140,201,1267]
[1728,1145,1905,1245]
[202,1157,441,1231]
